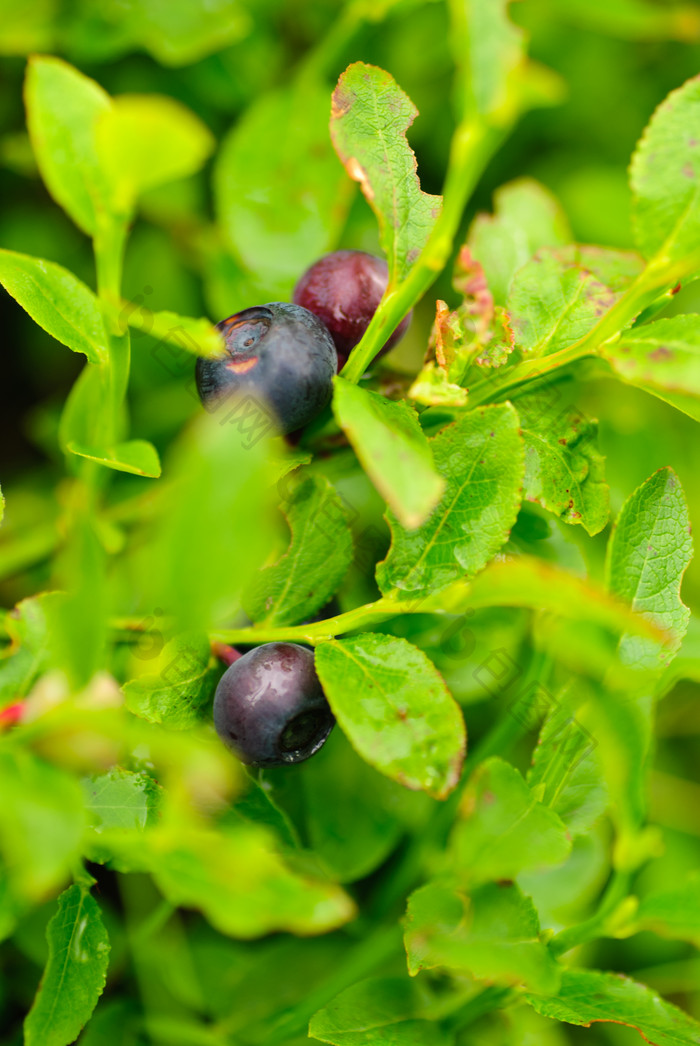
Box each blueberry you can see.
[195,303,337,434]
[213,642,334,767]
[292,250,412,370]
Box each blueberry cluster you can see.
[195,250,411,435]
[200,253,411,767]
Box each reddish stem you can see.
[0,702,25,728]
[211,642,243,667]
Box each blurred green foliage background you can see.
[2,1,700,1044]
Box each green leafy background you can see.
[1,2,700,1045]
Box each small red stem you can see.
[211,642,243,667]
[0,702,25,728]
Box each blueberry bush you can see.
[1,1,700,1044]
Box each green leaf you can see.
[333,378,445,529]
[120,303,224,359]
[123,0,249,66]
[45,514,107,689]
[82,769,162,832]
[25,55,112,234]
[468,178,571,305]
[123,632,218,728]
[555,244,644,293]
[77,1000,140,1046]
[601,315,700,421]
[526,968,700,1045]
[605,467,693,669]
[578,686,652,857]
[216,82,352,291]
[58,352,162,479]
[0,865,21,944]
[243,475,353,627]
[509,249,617,358]
[143,409,279,632]
[58,363,110,462]
[24,884,110,1046]
[68,438,161,478]
[301,730,432,884]
[309,976,453,1046]
[404,881,561,994]
[0,0,56,54]
[148,823,355,938]
[658,614,700,695]
[330,63,442,287]
[315,634,465,799]
[96,94,214,214]
[377,403,524,597]
[512,381,609,536]
[450,757,571,884]
[527,694,607,836]
[430,556,666,645]
[518,832,609,932]
[552,0,700,41]
[0,591,65,705]
[0,749,85,902]
[630,75,700,268]
[235,774,300,852]
[631,871,700,946]
[0,250,108,363]
[408,255,516,406]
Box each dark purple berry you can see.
[292,250,412,370]
[195,303,337,434]
[213,642,334,767]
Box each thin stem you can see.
[210,642,242,666]
[550,869,632,957]
[209,596,404,646]
[94,215,129,314]
[340,119,504,384]
[112,596,404,648]
[70,859,96,888]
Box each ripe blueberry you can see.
[292,250,412,370]
[213,642,334,767]
[195,303,337,434]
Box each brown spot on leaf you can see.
[648,345,672,361]
[331,87,353,121]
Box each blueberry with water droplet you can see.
[195,303,337,434]
[213,642,335,767]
